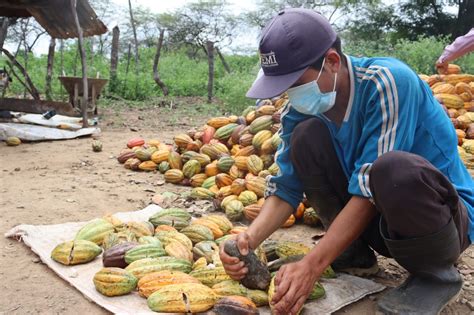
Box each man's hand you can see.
[436,60,449,74]
[219,232,251,280]
[271,258,319,315]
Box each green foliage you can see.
[2,36,473,116]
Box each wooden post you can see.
[60,39,64,100]
[0,18,10,52]
[109,26,120,94]
[71,0,88,128]
[45,37,56,101]
[206,41,215,103]
[153,29,169,96]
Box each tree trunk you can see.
[60,39,64,99]
[73,39,79,76]
[455,0,474,38]
[124,43,132,89]
[128,0,140,73]
[216,47,231,74]
[109,26,120,94]
[71,0,88,128]
[23,37,28,98]
[206,40,215,103]
[153,29,169,96]
[0,18,10,51]
[45,37,56,101]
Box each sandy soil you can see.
[0,101,473,314]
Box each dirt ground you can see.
[1,101,473,314]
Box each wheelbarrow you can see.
[58,76,108,115]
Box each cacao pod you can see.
[183,159,201,179]
[213,296,259,315]
[208,117,232,129]
[174,133,193,149]
[193,240,219,263]
[247,155,264,175]
[168,151,183,169]
[189,266,232,287]
[93,267,137,297]
[165,241,194,262]
[158,161,170,173]
[252,130,273,150]
[75,218,115,245]
[138,270,200,298]
[249,115,273,134]
[155,231,193,250]
[126,221,154,237]
[124,158,141,170]
[151,150,169,164]
[225,200,244,221]
[125,244,167,264]
[117,149,136,163]
[213,280,248,298]
[181,225,214,244]
[127,137,145,148]
[215,123,239,141]
[147,283,216,313]
[191,187,216,200]
[245,176,267,198]
[205,214,233,234]
[164,169,184,184]
[190,173,208,187]
[125,257,192,279]
[191,218,224,239]
[51,240,102,265]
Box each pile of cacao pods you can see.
[419,64,474,168]
[50,209,333,313]
[116,95,320,228]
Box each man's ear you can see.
[325,50,341,74]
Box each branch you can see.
[6,61,35,97]
[1,48,40,100]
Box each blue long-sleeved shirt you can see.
[265,55,474,243]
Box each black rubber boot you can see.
[377,218,463,315]
[305,182,379,276]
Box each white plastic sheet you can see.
[0,123,99,141]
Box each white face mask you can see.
[287,58,337,115]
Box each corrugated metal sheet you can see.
[0,0,107,39]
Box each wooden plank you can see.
[0,98,80,117]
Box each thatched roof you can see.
[0,0,107,39]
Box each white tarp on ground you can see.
[17,114,85,130]
[0,123,99,141]
[5,205,385,315]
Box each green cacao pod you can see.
[249,115,273,134]
[125,257,192,279]
[225,200,244,221]
[158,161,170,173]
[136,148,152,161]
[191,187,216,200]
[252,130,273,150]
[213,280,248,297]
[303,207,320,227]
[217,156,235,173]
[125,244,167,264]
[192,241,219,263]
[180,225,214,244]
[189,266,232,287]
[51,240,102,265]
[247,155,264,175]
[183,159,201,179]
[238,190,258,207]
[247,289,269,306]
[93,267,138,297]
[74,218,115,245]
[275,241,311,259]
[139,236,162,246]
[215,123,239,141]
[202,176,216,189]
[168,151,183,169]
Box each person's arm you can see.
[271,196,376,315]
[437,28,474,73]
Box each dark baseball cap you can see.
[246,8,337,99]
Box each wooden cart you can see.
[58,76,108,115]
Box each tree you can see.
[109,26,120,94]
[244,0,380,30]
[168,0,238,102]
[347,1,474,43]
[45,37,56,101]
